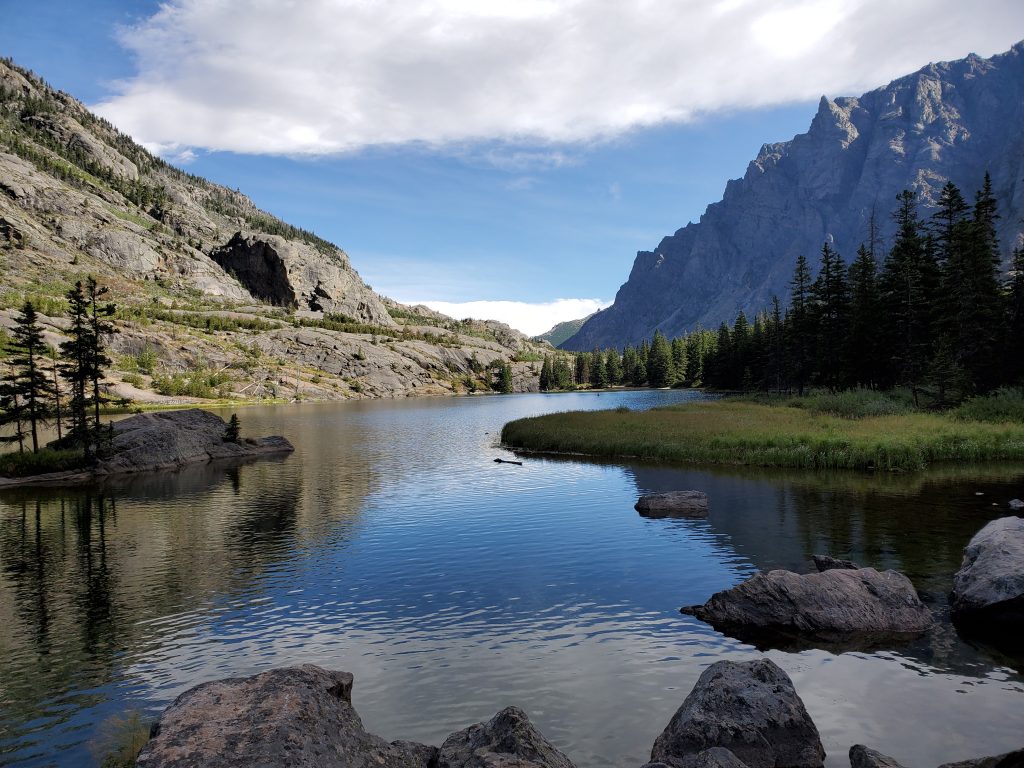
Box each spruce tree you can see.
[1007,245,1024,384]
[847,244,881,389]
[8,302,56,452]
[539,355,552,391]
[605,348,623,385]
[647,331,673,388]
[810,242,850,390]
[787,254,814,395]
[589,348,608,388]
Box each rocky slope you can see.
[0,58,548,401]
[564,43,1024,350]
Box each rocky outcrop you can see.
[635,490,709,518]
[812,554,860,572]
[564,43,1024,350]
[642,748,750,768]
[438,706,576,768]
[209,232,394,325]
[135,666,436,768]
[950,516,1024,630]
[650,659,825,768]
[849,745,1024,768]
[136,666,574,768]
[682,568,932,645]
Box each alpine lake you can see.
[1,390,1022,767]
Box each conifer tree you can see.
[621,346,638,387]
[496,362,514,393]
[810,242,850,390]
[847,244,881,388]
[589,348,608,388]
[539,355,552,391]
[8,302,56,452]
[605,348,623,385]
[1007,245,1024,384]
[670,337,687,386]
[647,331,673,388]
[787,254,814,395]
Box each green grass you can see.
[500,399,1024,472]
[953,387,1024,423]
[0,448,89,478]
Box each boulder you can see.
[812,554,860,572]
[682,568,932,645]
[951,516,1024,631]
[135,665,436,768]
[849,745,1024,768]
[650,659,824,768]
[437,706,575,768]
[635,491,709,519]
[849,745,906,768]
[1009,499,1024,510]
[97,409,293,475]
[640,748,749,768]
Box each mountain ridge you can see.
[563,42,1024,351]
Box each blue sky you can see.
[3,1,1023,334]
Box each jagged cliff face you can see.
[564,43,1024,351]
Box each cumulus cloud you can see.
[414,298,610,337]
[95,0,1024,156]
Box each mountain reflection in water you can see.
[0,391,1021,768]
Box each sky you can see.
[2,1,1023,335]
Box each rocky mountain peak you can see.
[563,42,1024,351]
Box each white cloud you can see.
[94,0,1024,156]
[412,298,610,336]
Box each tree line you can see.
[541,176,1024,404]
[1,277,116,458]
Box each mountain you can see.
[0,58,546,400]
[564,43,1024,351]
[533,314,593,347]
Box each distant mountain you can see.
[0,58,545,399]
[533,314,592,347]
[565,42,1024,351]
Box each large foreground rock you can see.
[650,659,824,768]
[812,554,860,572]
[849,744,1024,768]
[951,516,1024,631]
[98,409,293,475]
[438,706,576,768]
[635,491,709,519]
[135,665,436,768]
[682,568,932,646]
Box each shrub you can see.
[954,388,1024,423]
[0,448,88,477]
[121,372,145,388]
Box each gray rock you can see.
[438,706,575,768]
[210,231,394,325]
[951,516,1024,630]
[812,554,860,572]
[563,43,1024,350]
[635,491,709,518]
[650,659,824,768]
[96,409,293,476]
[682,568,932,642]
[135,665,437,768]
[653,747,750,768]
[1009,499,1024,510]
[849,745,906,768]
[938,748,1024,768]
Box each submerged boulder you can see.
[635,491,709,519]
[650,659,824,768]
[951,516,1024,631]
[682,568,932,645]
[437,706,576,768]
[849,745,907,768]
[135,665,436,768]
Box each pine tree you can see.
[496,362,513,393]
[787,254,814,395]
[670,337,687,386]
[647,331,673,388]
[589,348,608,388]
[0,368,27,453]
[810,242,850,390]
[621,346,638,387]
[766,297,785,392]
[8,301,56,452]
[539,356,552,391]
[847,244,881,388]
[574,352,590,387]
[1007,246,1024,384]
[605,348,623,385]
[552,356,574,389]
[223,413,241,443]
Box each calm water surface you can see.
[1,390,1022,767]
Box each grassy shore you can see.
[500,398,1024,472]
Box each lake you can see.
[1,390,1022,767]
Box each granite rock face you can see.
[950,516,1024,630]
[438,706,576,768]
[650,659,825,768]
[135,665,436,768]
[635,490,709,518]
[210,232,394,325]
[682,568,932,640]
[564,43,1024,350]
